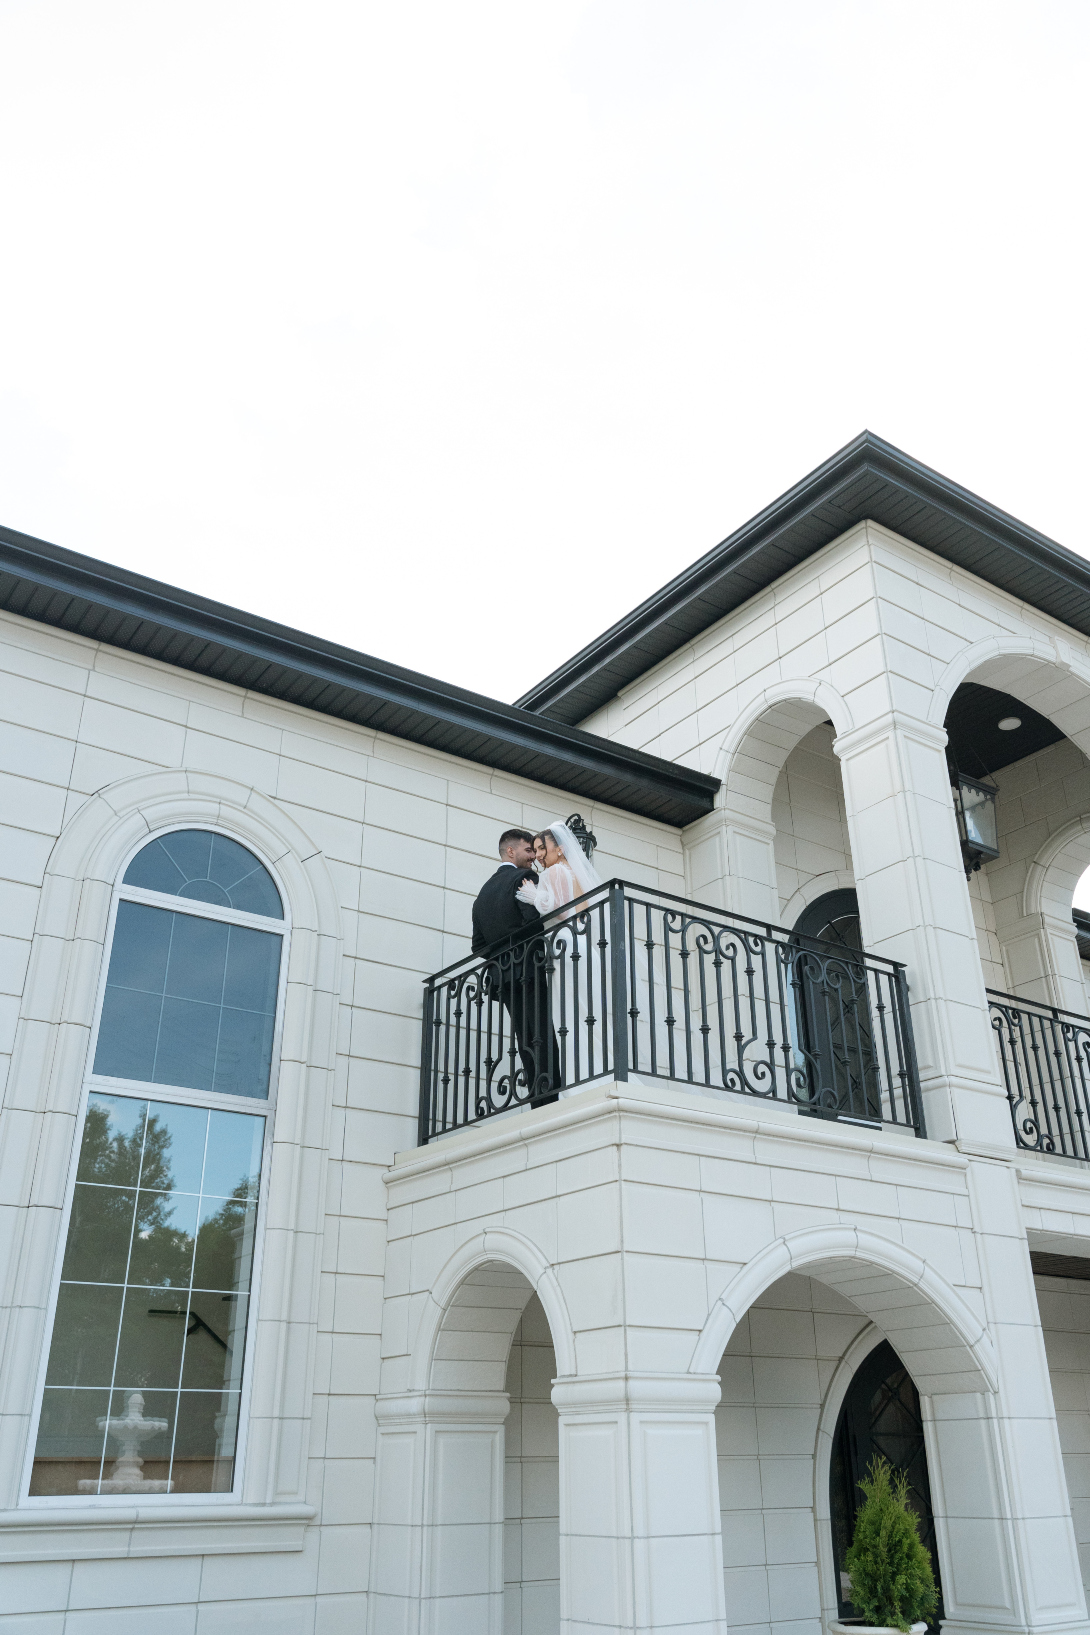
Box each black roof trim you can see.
[0,523,719,828]
[516,431,1090,725]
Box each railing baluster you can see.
[987,986,1090,1161]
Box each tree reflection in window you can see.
[31,1092,264,1496]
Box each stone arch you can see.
[780,869,858,931]
[409,1227,577,1396]
[928,641,1090,1009]
[372,1229,574,1634]
[691,1225,997,1394]
[929,634,1090,759]
[1025,814,1090,923]
[1,768,342,1512]
[716,679,855,817]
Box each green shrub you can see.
[844,1457,938,1633]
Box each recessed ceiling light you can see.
[998,716,1022,731]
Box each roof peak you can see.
[515,432,1090,725]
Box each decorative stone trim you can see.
[0,1502,315,1562]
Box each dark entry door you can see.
[830,1339,943,1627]
[791,889,882,1122]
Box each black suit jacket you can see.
[471,865,541,955]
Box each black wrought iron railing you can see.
[989,989,1090,1161]
[419,881,924,1144]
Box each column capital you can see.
[551,1372,721,1415]
[374,1389,511,1426]
[833,710,949,761]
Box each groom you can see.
[472,828,560,1101]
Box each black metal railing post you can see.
[894,968,926,1138]
[609,881,629,1083]
[418,980,435,1148]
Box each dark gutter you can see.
[517,431,1090,725]
[0,523,719,828]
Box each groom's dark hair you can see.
[497,828,533,857]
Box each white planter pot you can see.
[830,1623,928,1635]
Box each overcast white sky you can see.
[1,1,1088,706]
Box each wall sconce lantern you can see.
[952,772,1000,876]
[566,813,597,859]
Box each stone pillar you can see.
[684,807,780,924]
[368,1390,509,1635]
[925,1160,1090,1635]
[834,712,1013,1146]
[552,1373,726,1633]
[996,909,1089,1015]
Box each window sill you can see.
[0,1502,315,1561]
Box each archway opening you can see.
[940,663,1090,1009]
[504,1292,560,1635]
[418,1255,563,1635]
[709,1245,993,1635]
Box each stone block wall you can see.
[0,605,684,1630]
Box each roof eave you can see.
[0,522,719,829]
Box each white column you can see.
[834,712,1013,1146]
[368,1390,509,1635]
[684,807,780,924]
[553,1373,726,1634]
[996,909,1089,1015]
[925,1161,1089,1635]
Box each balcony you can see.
[989,989,1090,1161]
[419,880,925,1144]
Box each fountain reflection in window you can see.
[30,1092,263,1496]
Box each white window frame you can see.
[21,822,292,1509]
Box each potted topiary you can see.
[830,1456,939,1635]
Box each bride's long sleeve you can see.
[535,863,577,918]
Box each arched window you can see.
[28,829,288,1501]
[791,889,882,1123]
[830,1339,943,1629]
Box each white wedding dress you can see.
[522,831,602,1083]
[519,822,673,1085]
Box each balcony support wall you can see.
[376,1083,1090,1635]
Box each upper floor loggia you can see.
[422,433,1090,1167]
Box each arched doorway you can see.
[791,890,882,1123]
[829,1339,943,1628]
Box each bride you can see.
[515,821,604,1083]
[516,820,690,1086]
[521,820,600,916]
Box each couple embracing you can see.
[471,821,601,1103]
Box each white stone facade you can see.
[5,482,1090,1635]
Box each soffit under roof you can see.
[0,523,718,829]
[517,431,1090,726]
